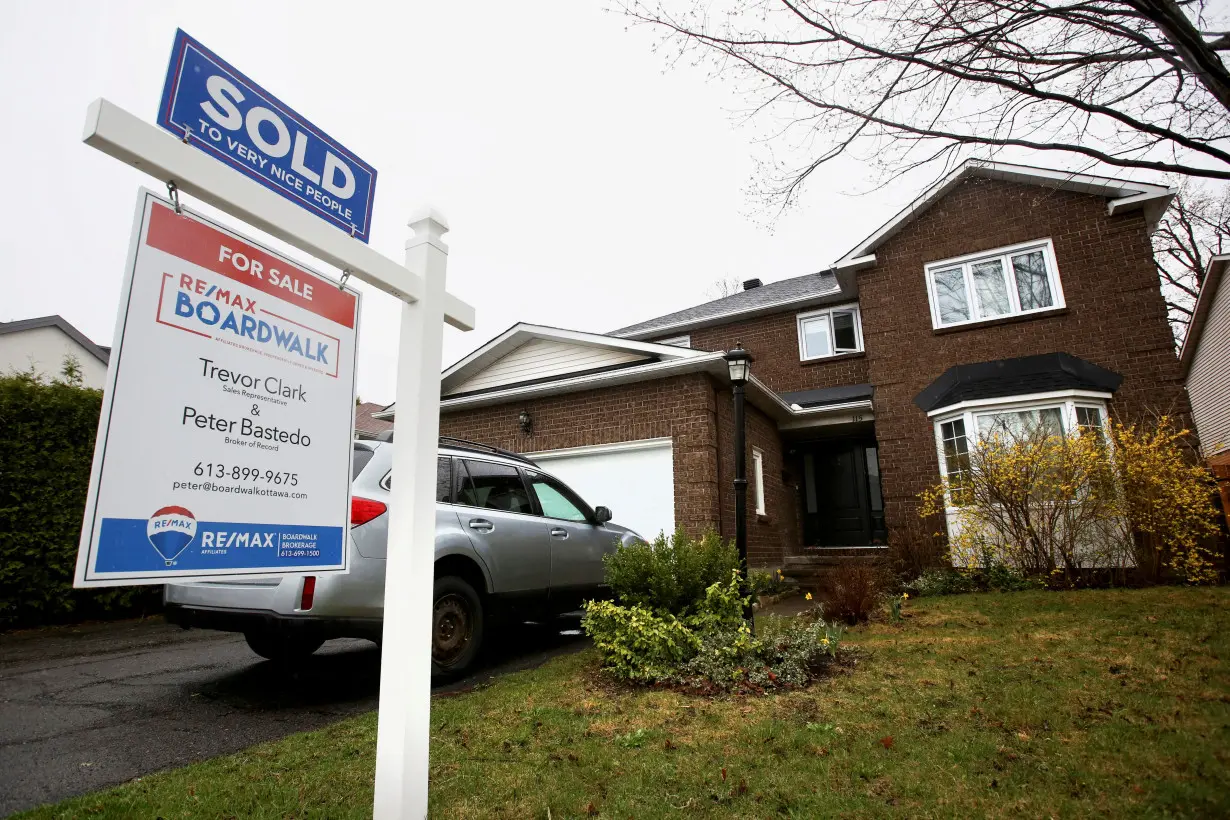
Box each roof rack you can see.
[374,430,538,467]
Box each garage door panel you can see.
[527,439,674,541]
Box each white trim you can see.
[925,388,1114,418]
[655,334,691,347]
[924,238,1066,330]
[796,302,863,361]
[751,447,766,515]
[524,437,672,460]
[837,160,1173,265]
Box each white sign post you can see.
[81,98,470,817]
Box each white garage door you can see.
[527,438,675,541]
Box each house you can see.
[1179,254,1230,528]
[0,315,110,389]
[355,401,395,440]
[380,161,1190,568]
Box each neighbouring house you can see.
[0,315,110,389]
[379,161,1191,570]
[355,400,395,440]
[1180,254,1230,529]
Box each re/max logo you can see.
[200,531,276,549]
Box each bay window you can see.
[797,304,863,360]
[925,239,1064,329]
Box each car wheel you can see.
[244,629,324,663]
[432,576,484,677]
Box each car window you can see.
[352,445,375,479]
[378,457,452,502]
[527,471,589,522]
[457,459,533,514]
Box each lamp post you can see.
[724,343,755,627]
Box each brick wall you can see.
[438,373,723,538]
[859,175,1190,546]
[683,315,869,393]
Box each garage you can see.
[527,438,675,541]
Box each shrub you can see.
[905,565,1041,597]
[672,614,843,693]
[602,528,740,617]
[748,567,789,599]
[580,600,700,682]
[0,370,161,628]
[823,559,887,625]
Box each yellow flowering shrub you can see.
[920,416,1220,584]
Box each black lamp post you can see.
[724,343,755,626]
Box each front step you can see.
[782,549,890,588]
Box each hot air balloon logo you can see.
[146,506,197,565]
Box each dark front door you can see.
[801,441,886,547]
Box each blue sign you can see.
[157,30,377,242]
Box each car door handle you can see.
[468,519,494,533]
[549,527,568,539]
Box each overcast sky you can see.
[0,0,1091,403]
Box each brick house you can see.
[379,161,1190,569]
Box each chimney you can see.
[742,278,762,291]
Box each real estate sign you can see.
[75,189,360,587]
[157,29,378,242]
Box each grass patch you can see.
[18,587,1230,818]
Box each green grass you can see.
[18,587,1230,819]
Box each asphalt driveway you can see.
[0,616,587,817]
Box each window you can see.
[797,304,862,360]
[457,459,533,514]
[925,240,1063,329]
[656,335,691,348]
[527,471,590,522]
[751,447,766,515]
[933,394,1110,507]
[352,445,375,479]
[378,456,453,503]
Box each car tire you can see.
[244,629,324,663]
[432,575,484,677]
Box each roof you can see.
[837,160,1175,264]
[0,315,110,366]
[354,401,394,437]
[611,269,853,340]
[1179,254,1229,377]
[782,383,874,409]
[913,352,1123,414]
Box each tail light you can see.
[300,576,316,610]
[351,496,387,527]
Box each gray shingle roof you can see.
[611,271,843,339]
[0,315,110,365]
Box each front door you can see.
[800,441,886,547]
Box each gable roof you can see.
[611,268,860,340]
[1179,254,1230,377]
[914,352,1123,414]
[837,160,1175,265]
[0,315,110,366]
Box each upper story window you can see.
[797,303,863,361]
[656,334,691,348]
[925,239,1064,330]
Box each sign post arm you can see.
[373,211,450,819]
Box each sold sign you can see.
[157,30,377,242]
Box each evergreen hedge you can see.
[0,371,159,628]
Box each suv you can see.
[164,437,644,675]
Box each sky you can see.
[0,0,1068,404]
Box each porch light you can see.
[725,344,753,384]
[518,409,533,434]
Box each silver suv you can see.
[164,437,643,675]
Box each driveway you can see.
[0,616,587,817]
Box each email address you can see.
[171,478,308,500]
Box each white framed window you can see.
[931,392,1109,509]
[925,239,1065,330]
[797,303,863,361]
[656,335,691,348]
[751,447,766,515]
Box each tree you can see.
[622,0,1230,208]
[1152,178,1230,341]
[705,276,743,299]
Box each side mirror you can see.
[593,506,613,524]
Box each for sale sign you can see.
[75,189,360,587]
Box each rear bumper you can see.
[164,602,383,640]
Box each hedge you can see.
[0,371,160,628]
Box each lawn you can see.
[18,587,1230,819]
